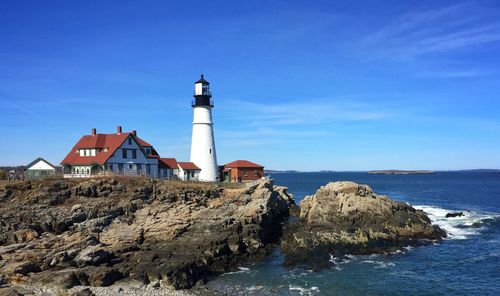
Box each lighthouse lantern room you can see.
[190,74,218,181]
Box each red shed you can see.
[223,160,264,182]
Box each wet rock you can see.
[446,212,464,218]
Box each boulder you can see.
[88,268,126,287]
[74,245,112,267]
[68,288,95,296]
[0,288,22,296]
[281,181,445,269]
[446,212,464,218]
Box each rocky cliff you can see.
[280,181,445,269]
[0,178,294,294]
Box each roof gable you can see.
[159,158,178,169]
[224,160,264,169]
[61,132,155,166]
[178,162,200,170]
[26,157,56,170]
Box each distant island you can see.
[368,170,435,175]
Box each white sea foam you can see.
[414,205,498,240]
[329,253,355,265]
[222,266,251,275]
[289,284,320,295]
[360,260,395,269]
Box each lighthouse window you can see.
[209,149,212,154]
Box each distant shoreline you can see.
[265,169,500,174]
[367,170,435,175]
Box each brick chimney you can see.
[132,130,137,137]
[117,126,122,134]
[91,128,97,136]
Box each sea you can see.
[207,171,500,295]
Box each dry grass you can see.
[0,176,247,194]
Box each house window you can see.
[146,164,150,174]
[128,164,133,170]
[122,149,127,159]
[87,168,90,174]
[128,138,132,145]
[108,164,113,170]
[83,150,87,156]
[118,164,124,173]
[132,149,137,159]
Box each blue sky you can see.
[1,0,500,170]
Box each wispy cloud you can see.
[210,97,404,148]
[415,68,493,78]
[362,3,500,59]
[219,98,393,127]
[358,2,500,77]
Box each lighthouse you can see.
[190,75,218,181]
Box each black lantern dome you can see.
[192,74,213,107]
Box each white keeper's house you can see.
[61,126,193,179]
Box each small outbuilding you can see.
[223,160,264,182]
[24,157,57,179]
[159,158,179,180]
[177,162,201,181]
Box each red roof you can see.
[177,162,200,170]
[159,158,178,169]
[61,132,156,166]
[136,138,152,147]
[224,160,264,169]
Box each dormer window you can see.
[128,138,132,145]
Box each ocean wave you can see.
[221,266,252,275]
[289,284,320,295]
[361,260,396,269]
[414,205,499,240]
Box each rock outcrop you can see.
[280,181,445,269]
[0,178,293,293]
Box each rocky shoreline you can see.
[0,178,445,295]
[0,178,294,295]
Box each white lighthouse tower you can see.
[190,74,218,181]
